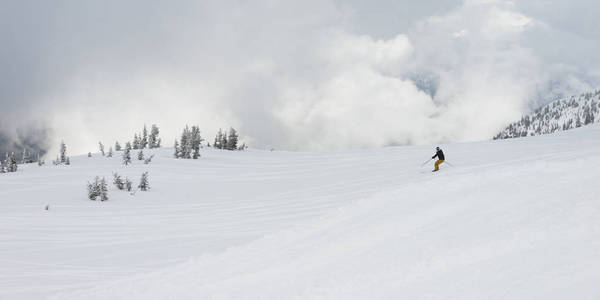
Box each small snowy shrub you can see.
[144,154,154,164]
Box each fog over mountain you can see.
[1,0,599,155]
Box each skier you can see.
[431,146,445,172]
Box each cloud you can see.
[273,0,548,149]
[1,0,599,154]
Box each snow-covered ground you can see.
[2,125,600,299]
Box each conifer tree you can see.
[65,157,70,165]
[190,126,203,159]
[123,142,132,165]
[179,126,192,159]
[7,152,18,172]
[87,177,99,200]
[149,124,160,148]
[137,149,144,161]
[141,125,148,148]
[37,153,44,166]
[174,140,180,158]
[87,176,106,201]
[115,141,122,151]
[22,149,31,164]
[100,178,108,201]
[1,155,7,173]
[584,111,594,125]
[221,133,228,150]
[113,173,124,190]
[138,172,149,191]
[88,152,92,157]
[86,176,108,201]
[125,178,132,192]
[133,134,140,150]
[214,130,221,149]
[227,128,238,150]
[99,142,105,156]
[107,147,113,157]
[60,141,67,163]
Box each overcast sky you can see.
[1,0,599,154]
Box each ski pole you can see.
[421,158,432,167]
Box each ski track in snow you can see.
[1,125,600,299]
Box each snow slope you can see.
[2,126,600,299]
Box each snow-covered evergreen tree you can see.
[88,152,92,157]
[87,176,108,201]
[137,149,144,161]
[133,134,140,150]
[87,178,98,200]
[125,178,132,192]
[227,128,238,150]
[148,124,160,148]
[7,152,18,172]
[115,141,122,151]
[141,125,148,149]
[179,126,191,158]
[123,142,132,165]
[21,149,31,164]
[138,172,149,191]
[177,125,204,159]
[0,155,4,173]
[214,131,220,149]
[584,111,593,125]
[113,173,124,190]
[190,126,203,159]
[107,147,113,157]
[174,140,180,158]
[221,132,228,150]
[60,141,67,163]
[100,178,108,201]
[65,157,70,165]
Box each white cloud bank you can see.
[1,0,598,153]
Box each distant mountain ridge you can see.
[494,90,600,140]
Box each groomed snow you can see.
[2,125,600,299]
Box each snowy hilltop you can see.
[494,90,600,139]
[2,124,600,299]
